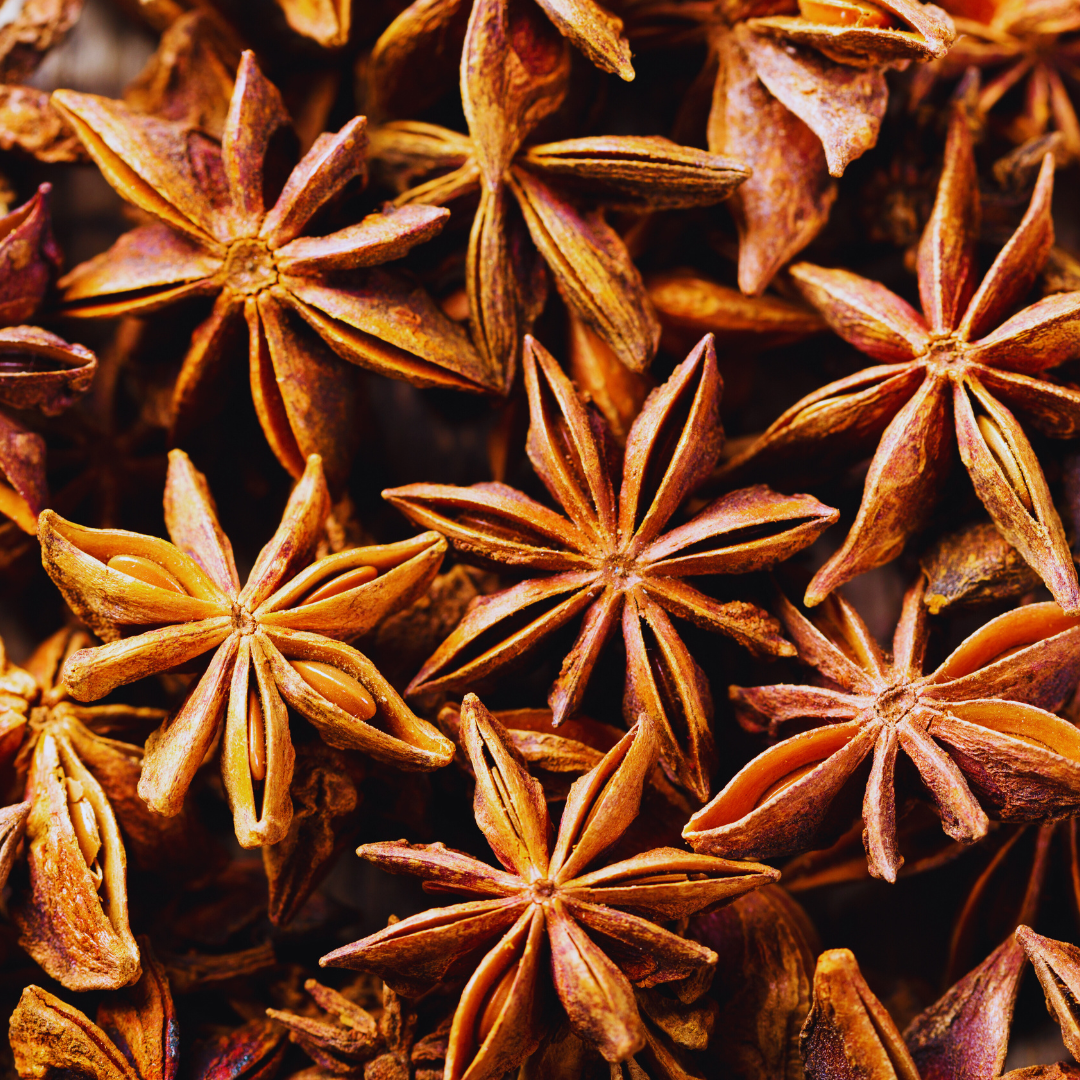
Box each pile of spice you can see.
[3,0,1080,1077]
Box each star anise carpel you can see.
[369,0,750,385]
[37,448,455,848]
[723,104,1080,611]
[50,49,496,492]
[685,577,1080,883]
[623,0,955,294]
[320,695,778,1080]
[384,332,838,801]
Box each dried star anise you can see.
[369,0,750,383]
[0,184,96,536]
[914,0,1080,161]
[37,449,454,847]
[10,937,178,1080]
[51,49,496,490]
[685,578,1080,881]
[368,0,635,124]
[724,105,1080,610]
[320,695,778,1077]
[385,333,837,800]
[623,0,955,294]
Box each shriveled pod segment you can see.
[38,449,454,848]
[685,579,1080,883]
[723,103,1080,611]
[1016,926,1080,1064]
[14,720,140,991]
[386,333,838,802]
[321,694,778,1079]
[801,948,921,1080]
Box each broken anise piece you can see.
[385,333,837,801]
[321,695,778,1077]
[38,449,454,847]
[685,578,1080,882]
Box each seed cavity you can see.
[477,960,519,1044]
[107,554,187,595]
[299,565,378,605]
[754,761,820,809]
[976,413,1034,513]
[798,0,899,27]
[65,775,103,890]
[247,686,267,783]
[289,660,377,722]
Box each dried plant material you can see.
[724,104,1080,610]
[386,334,838,800]
[913,0,1080,160]
[10,938,177,1080]
[368,0,635,123]
[921,521,1041,613]
[801,947,920,1080]
[267,978,432,1077]
[274,0,351,48]
[263,740,360,927]
[0,87,84,162]
[0,0,83,83]
[686,578,1080,882]
[13,712,142,991]
[647,269,827,356]
[164,942,276,994]
[370,0,749,384]
[624,0,954,293]
[187,1018,286,1080]
[38,449,454,847]
[53,50,497,491]
[905,937,1027,1079]
[321,696,778,1077]
[123,10,240,138]
[1016,926,1080,1064]
[692,886,816,1079]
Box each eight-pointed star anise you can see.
[50,50,496,492]
[384,333,838,802]
[369,0,750,384]
[684,577,1080,882]
[37,449,455,848]
[723,104,1080,610]
[320,695,778,1079]
[622,0,955,294]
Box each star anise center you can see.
[232,603,258,635]
[873,683,917,726]
[529,878,556,903]
[922,332,970,375]
[223,237,278,296]
[599,551,642,590]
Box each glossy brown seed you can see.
[300,565,379,605]
[106,554,187,596]
[289,660,377,723]
[248,686,267,784]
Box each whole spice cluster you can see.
[5,0,1080,1077]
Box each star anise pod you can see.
[368,0,635,124]
[385,333,838,800]
[10,937,179,1080]
[320,695,778,1077]
[623,0,955,294]
[275,0,352,49]
[0,184,96,537]
[913,0,1080,161]
[723,104,1080,610]
[51,49,496,491]
[685,577,1080,882]
[369,0,750,384]
[37,449,455,847]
